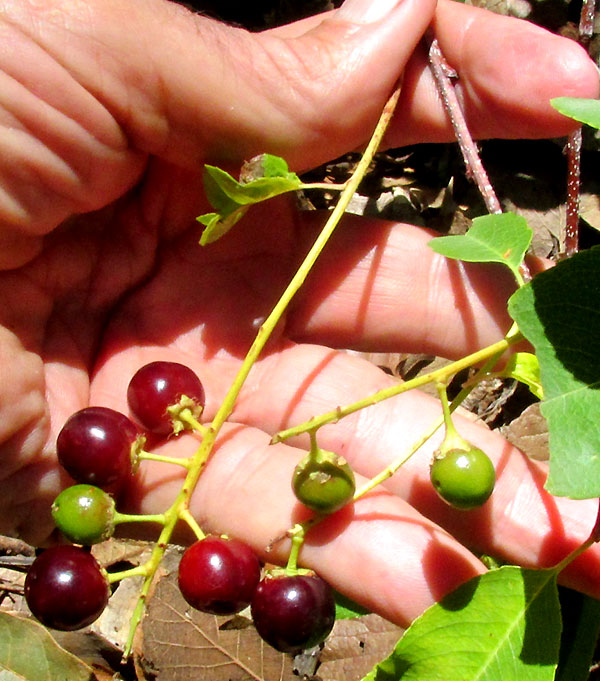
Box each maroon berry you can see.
[178,536,261,615]
[251,572,335,653]
[24,546,110,631]
[57,407,138,489]
[127,361,205,435]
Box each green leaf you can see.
[498,352,543,400]
[362,566,561,681]
[247,153,300,181]
[0,668,27,681]
[551,97,600,131]
[555,588,600,681]
[197,154,302,245]
[428,213,532,282]
[508,246,600,498]
[334,590,371,619]
[0,612,94,681]
[204,164,301,206]
[198,207,249,245]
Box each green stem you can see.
[436,382,456,435]
[435,381,471,453]
[137,451,192,469]
[300,181,347,192]
[273,331,522,444]
[285,524,306,574]
[179,508,206,542]
[113,511,167,527]
[207,85,403,443]
[308,430,319,459]
[123,84,405,657]
[178,409,209,436]
[106,564,149,584]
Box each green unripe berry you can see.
[430,447,495,510]
[52,484,116,545]
[292,449,355,514]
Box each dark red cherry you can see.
[57,407,138,489]
[178,536,261,615]
[251,572,335,653]
[127,361,205,435]
[24,546,110,631]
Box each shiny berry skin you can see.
[430,447,496,510]
[52,485,116,545]
[24,546,110,631]
[251,572,335,653]
[127,361,205,435]
[178,536,261,615]
[292,450,355,514]
[57,407,138,489]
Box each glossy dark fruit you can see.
[57,406,138,489]
[178,536,261,615]
[52,485,116,545]
[430,447,496,510]
[127,361,205,435]
[251,572,335,653]
[24,546,110,631]
[292,450,355,514]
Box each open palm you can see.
[2,0,599,627]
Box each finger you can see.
[226,344,600,599]
[94,198,519,367]
[0,2,146,236]
[288,211,519,358]
[9,0,434,171]
[431,0,599,140]
[385,0,599,147]
[269,1,600,146]
[90,322,600,602]
[121,421,486,626]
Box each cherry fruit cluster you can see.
[24,360,336,654]
[24,359,496,652]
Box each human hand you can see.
[1,0,599,628]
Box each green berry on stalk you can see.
[292,449,355,514]
[430,447,495,510]
[52,485,116,545]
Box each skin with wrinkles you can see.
[0,0,598,628]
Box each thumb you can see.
[15,0,435,171]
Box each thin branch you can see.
[560,0,597,258]
[426,34,502,215]
[563,128,581,258]
[579,0,597,46]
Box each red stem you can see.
[560,0,596,258]
[426,35,502,215]
[563,129,581,258]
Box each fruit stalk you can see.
[123,81,404,657]
[273,328,522,444]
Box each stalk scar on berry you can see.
[166,395,207,436]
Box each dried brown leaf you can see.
[318,614,402,681]
[91,538,153,568]
[142,573,296,681]
[501,402,549,461]
[581,192,600,232]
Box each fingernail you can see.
[336,0,406,24]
